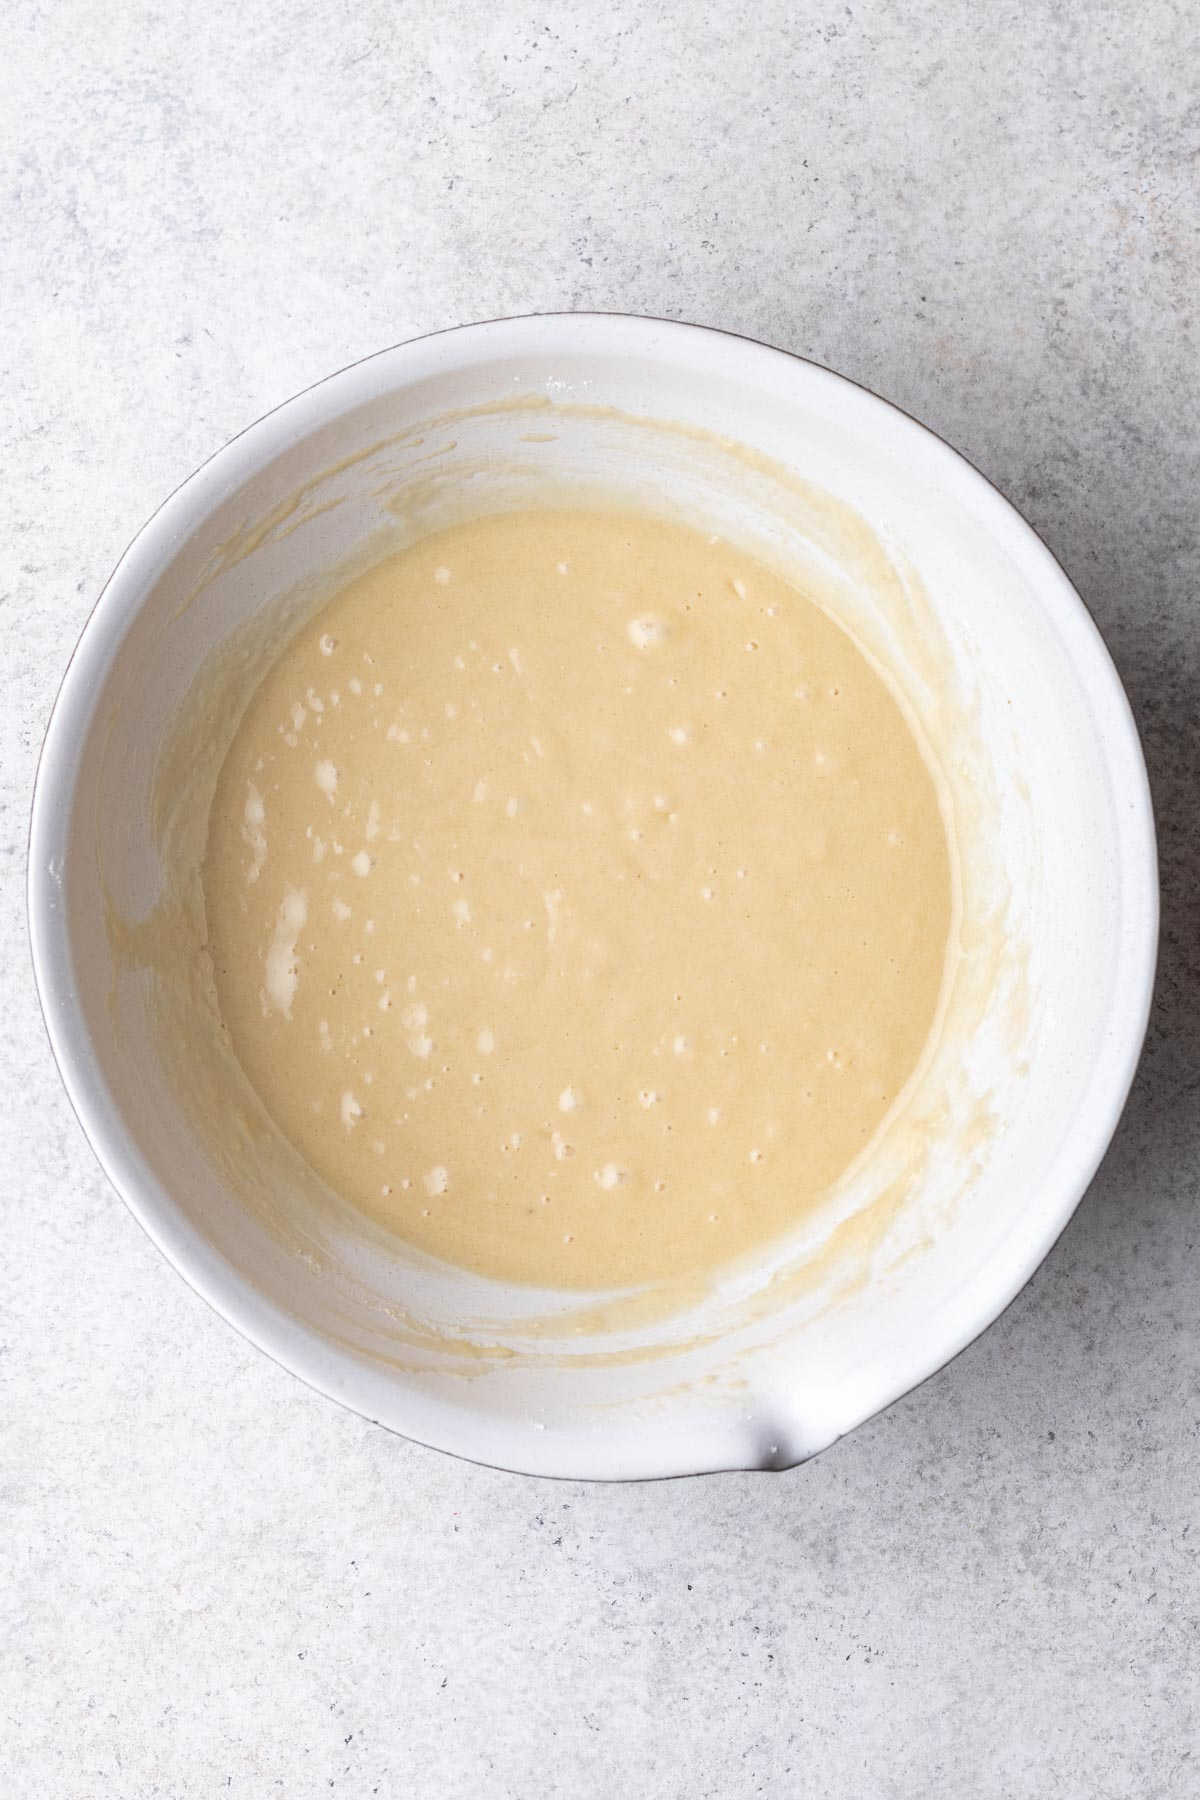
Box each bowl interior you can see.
[31,319,1156,1477]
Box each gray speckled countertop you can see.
[3,5,1198,1795]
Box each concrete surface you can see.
[2,3,1198,1795]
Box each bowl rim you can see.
[27,311,1159,1480]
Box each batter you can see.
[204,508,952,1289]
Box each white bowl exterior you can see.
[29,318,1157,1478]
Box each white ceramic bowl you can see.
[29,315,1157,1479]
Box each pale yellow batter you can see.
[204,508,952,1289]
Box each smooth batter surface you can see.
[204,509,952,1289]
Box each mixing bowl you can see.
[29,315,1157,1478]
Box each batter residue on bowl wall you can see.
[203,507,953,1290]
